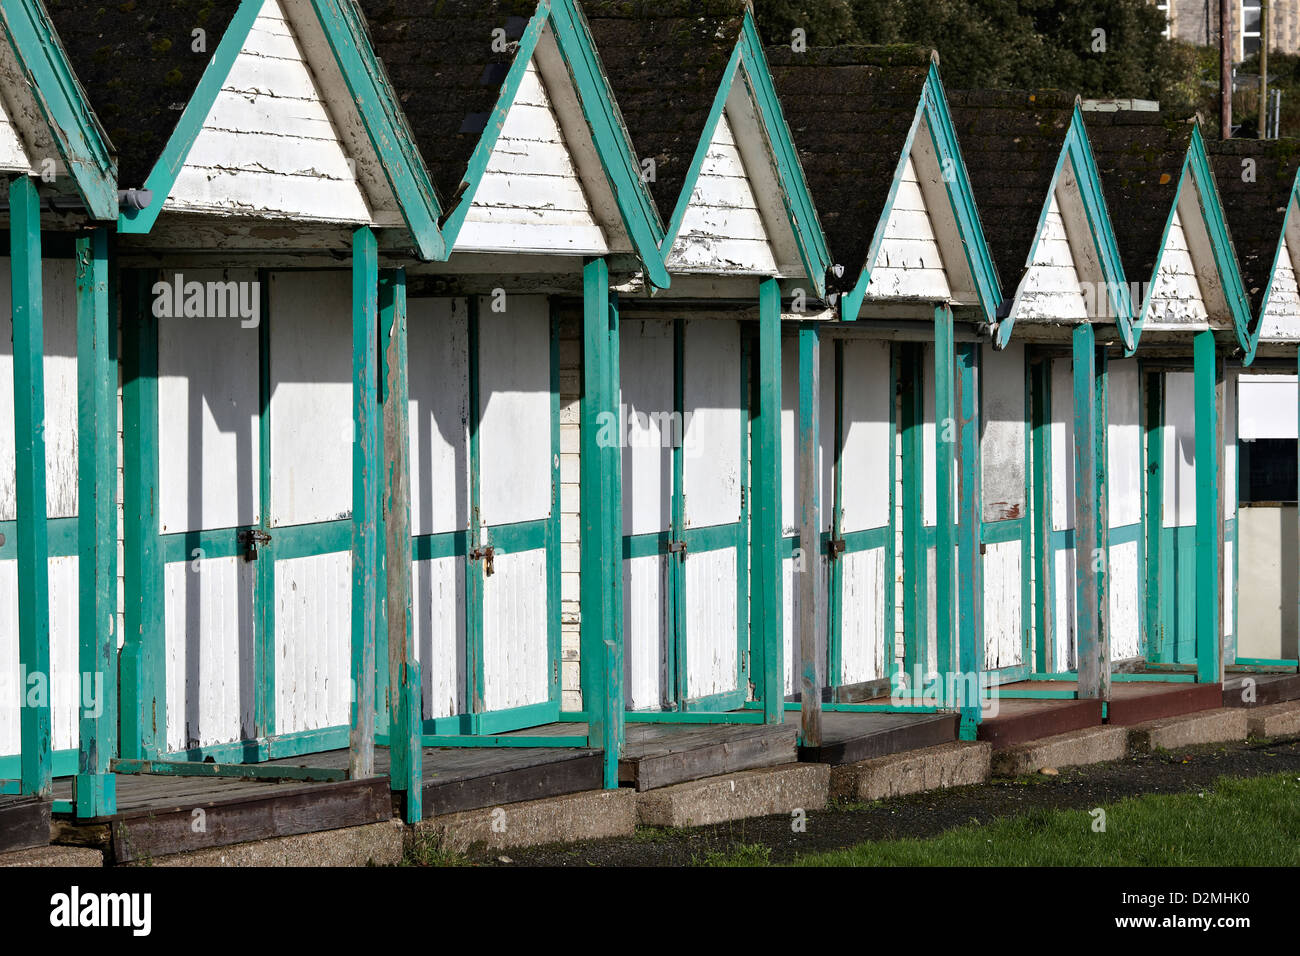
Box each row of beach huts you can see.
[2,0,1299,863]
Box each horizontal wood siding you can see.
[865,155,951,301]
[1016,193,1090,321]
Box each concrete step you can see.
[829,741,991,802]
[0,845,103,867]
[636,762,829,828]
[1245,700,1300,739]
[125,819,405,867]
[417,788,636,855]
[1128,708,1248,753]
[1223,673,1300,708]
[991,725,1128,777]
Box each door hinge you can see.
[238,529,272,562]
[470,545,496,576]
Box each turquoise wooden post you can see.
[120,270,162,759]
[1029,356,1055,672]
[797,323,822,745]
[1143,372,1163,662]
[900,346,926,680]
[934,305,956,705]
[955,340,982,739]
[1093,344,1111,698]
[580,257,623,787]
[755,279,784,723]
[603,292,624,766]
[379,268,421,821]
[1073,323,1106,698]
[74,227,116,817]
[349,227,379,779]
[10,176,51,795]
[1193,329,1222,684]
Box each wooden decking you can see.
[1223,672,1300,708]
[977,697,1104,750]
[1104,681,1222,725]
[51,773,389,864]
[797,712,958,765]
[0,795,50,855]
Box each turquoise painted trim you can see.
[0,516,75,559]
[997,108,1135,349]
[625,711,762,724]
[410,735,587,749]
[0,748,76,781]
[10,176,50,796]
[255,274,274,739]
[161,726,349,765]
[74,228,116,818]
[349,226,380,775]
[117,0,263,233]
[311,0,444,260]
[955,339,982,733]
[1234,657,1299,668]
[1029,355,1054,671]
[1194,330,1222,683]
[111,759,345,783]
[659,43,742,259]
[755,279,784,722]
[1187,126,1253,357]
[465,298,485,725]
[934,306,956,704]
[766,702,954,715]
[0,0,117,219]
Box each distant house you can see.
[1155,0,1300,59]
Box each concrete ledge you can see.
[416,788,636,854]
[129,820,404,867]
[1128,708,1248,753]
[830,742,990,802]
[1246,700,1300,739]
[991,726,1128,776]
[0,845,104,868]
[637,762,829,828]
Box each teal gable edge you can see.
[1244,169,1300,363]
[0,0,116,220]
[996,105,1135,351]
[116,0,446,259]
[659,11,831,296]
[841,64,1001,323]
[1132,125,1252,358]
[439,0,670,287]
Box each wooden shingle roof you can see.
[578,0,747,222]
[1084,110,1194,294]
[46,0,243,190]
[359,0,539,208]
[1207,138,1300,317]
[766,45,934,280]
[947,90,1077,299]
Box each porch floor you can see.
[976,696,1104,750]
[0,794,50,855]
[796,711,959,765]
[1223,672,1300,708]
[51,772,389,864]
[1103,680,1223,725]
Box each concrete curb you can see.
[0,845,104,867]
[1128,708,1249,753]
[126,820,404,867]
[1245,700,1300,739]
[991,726,1128,776]
[829,741,991,802]
[636,762,829,828]
[416,788,637,855]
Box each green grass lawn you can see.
[712,773,1300,867]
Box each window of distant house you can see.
[1156,1,1171,39]
[1243,0,1263,59]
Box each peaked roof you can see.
[1,0,117,219]
[1083,109,1193,302]
[579,0,747,223]
[1207,138,1300,321]
[46,0,242,193]
[361,0,667,283]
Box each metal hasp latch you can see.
[238,529,272,561]
[827,538,847,561]
[471,545,496,576]
[666,540,688,558]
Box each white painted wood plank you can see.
[482,547,548,712]
[619,319,674,537]
[982,540,1022,670]
[274,550,351,736]
[840,340,892,533]
[1109,539,1141,660]
[840,546,887,684]
[412,556,466,719]
[1107,358,1142,528]
[407,297,470,537]
[0,91,30,172]
[1146,209,1210,327]
[981,343,1027,522]
[1238,374,1298,439]
[1162,371,1197,528]
[682,319,741,528]
[624,554,668,710]
[684,546,738,700]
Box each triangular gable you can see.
[660,12,829,287]
[842,66,1000,322]
[1135,128,1251,351]
[117,0,442,259]
[454,45,630,256]
[1256,190,1300,342]
[0,0,115,219]
[996,109,1133,348]
[436,0,668,285]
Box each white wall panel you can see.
[412,555,466,719]
[274,551,350,736]
[407,298,470,537]
[482,547,548,712]
[684,547,738,701]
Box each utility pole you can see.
[1221,0,1233,138]
[1260,0,1270,138]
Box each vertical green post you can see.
[74,227,116,817]
[379,269,421,821]
[120,270,162,759]
[349,226,379,779]
[933,305,956,704]
[954,341,982,738]
[797,324,822,745]
[900,345,925,680]
[1093,344,1111,699]
[755,279,784,723]
[604,293,624,757]
[580,258,623,787]
[1143,371,1163,661]
[1073,323,1106,697]
[1029,355,1055,673]
[1193,330,1222,684]
[11,176,50,795]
